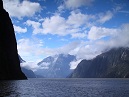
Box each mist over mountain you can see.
[19,55,36,78]
[69,47,129,78]
[34,54,76,78]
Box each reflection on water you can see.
[0,81,19,96]
[0,80,36,97]
[0,79,129,97]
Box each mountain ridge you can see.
[35,54,76,78]
[69,47,129,78]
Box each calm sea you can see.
[0,78,129,97]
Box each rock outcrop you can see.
[0,0,27,80]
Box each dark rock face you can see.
[0,1,27,80]
[70,48,129,78]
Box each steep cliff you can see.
[0,0,27,80]
[70,48,129,78]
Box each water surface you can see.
[0,78,129,97]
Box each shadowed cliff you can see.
[0,0,27,80]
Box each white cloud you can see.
[39,62,50,69]
[26,11,95,38]
[97,11,114,23]
[57,5,65,13]
[73,23,129,60]
[57,41,81,54]
[112,23,129,47]
[42,15,68,35]
[37,41,81,56]
[70,59,82,69]
[71,33,87,38]
[24,9,115,40]
[26,20,41,28]
[17,38,80,61]
[88,26,117,40]
[67,11,95,27]
[14,25,27,34]
[63,0,94,9]
[25,20,42,34]
[75,44,101,60]
[3,0,41,18]
[17,38,44,62]
[21,62,40,71]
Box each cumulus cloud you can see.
[88,26,117,40]
[25,20,42,34]
[14,25,27,34]
[87,23,129,47]
[42,15,68,35]
[69,23,129,61]
[26,10,95,38]
[67,11,95,27]
[84,23,129,58]
[25,9,114,39]
[3,0,41,18]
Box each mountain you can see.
[21,68,36,78]
[19,55,36,78]
[69,48,129,78]
[0,1,26,80]
[34,54,76,78]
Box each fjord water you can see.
[0,79,129,97]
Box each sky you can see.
[2,0,129,70]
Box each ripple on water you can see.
[0,78,129,97]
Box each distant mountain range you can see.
[34,54,76,78]
[69,48,129,78]
[19,47,129,78]
[19,55,36,78]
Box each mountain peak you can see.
[35,54,76,78]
